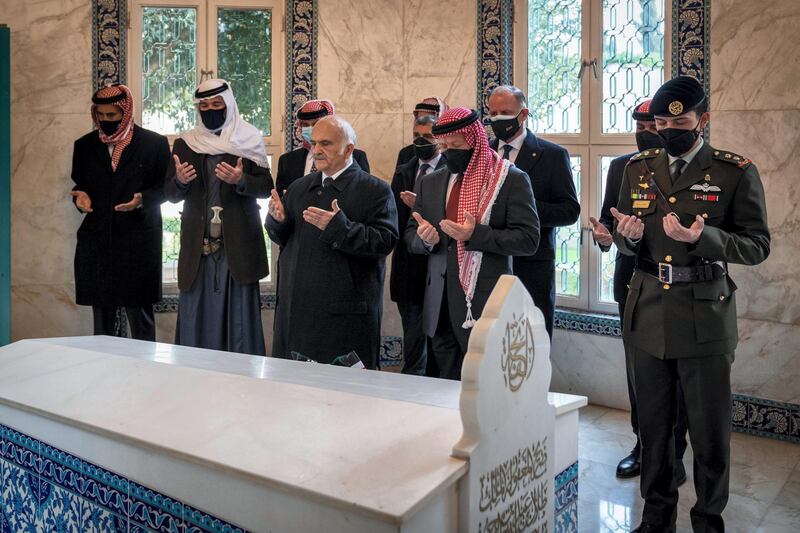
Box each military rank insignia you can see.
[631,192,656,200]
[693,194,719,202]
[690,183,721,193]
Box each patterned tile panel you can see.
[1,423,249,532]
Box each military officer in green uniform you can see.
[611,76,770,533]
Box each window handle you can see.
[589,58,599,79]
[578,59,599,80]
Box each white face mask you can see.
[489,113,519,122]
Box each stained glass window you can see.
[556,156,582,296]
[217,8,272,136]
[599,156,618,303]
[527,0,583,134]
[141,7,197,134]
[602,0,665,133]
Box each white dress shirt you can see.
[497,131,526,164]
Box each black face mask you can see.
[200,108,227,131]
[412,137,437,161]
[99,120,122,136]
[444,148,474,174]
[658,121,702,157]
[489,112,522,142]
[635,131,662,152]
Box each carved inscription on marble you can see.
[500,313,535,392]
[477,438,549,532]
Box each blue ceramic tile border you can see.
[284,0,318,150]
[92,0,127,91]
[1,422,249,532]
[554,461,578,533]
[732,394,800,444]
[476,0,515,116]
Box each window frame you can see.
[127,0,284,294]
[513,0,672,313]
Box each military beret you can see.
[631,99,653,121]
[650,76,706,117]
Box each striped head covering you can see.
[296,99,336,148]
[414,96,449,116]
[432,107,511,328]
[92,84,134,171]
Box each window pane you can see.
[162,156,274,285]
[217,8,272,136]
[556,156,581,296]
[599,156,618,303]
[602,0,665,133]
[142,7,197,134]
[527,0,582,134]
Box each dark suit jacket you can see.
[266,162,398,369]
[164,138,274,291]
[613,143,770,359]
[405,166,540,351]
[394,143,415,173]
[491,130,580,261]
[72,125,171,307]
[389,154,447,305]
[275,147,370,195]
[599,153,637,304]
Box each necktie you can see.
[323,177,333,188]
[446,176,462,222]
[416,163,431,182]
[502,144,513,160]
[670,159,686,183]
[311,159,317,173]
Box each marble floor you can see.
[578,405,800,532]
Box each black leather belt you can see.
[637,257,726,284]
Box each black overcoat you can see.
[163,138,274,292]
[265,162,398,368]
[72,125,170,307]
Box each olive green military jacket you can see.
[613,142,770,359]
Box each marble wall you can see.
[551,0,800,408]
[4,0,96,340]
[4,0,796,407]
[316,0,478,338]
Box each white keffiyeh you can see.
[181,79,270,169]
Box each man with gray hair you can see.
[486,85,580,337]
[266,115,399,369]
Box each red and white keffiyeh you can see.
[296,99,335,148]
[433,107,510,328]
[91,84,134,171]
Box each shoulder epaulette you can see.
[630,148,664,161]
[713,149,752,169]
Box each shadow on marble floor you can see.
[578,405,800,533]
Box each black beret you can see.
[650,76,705,117]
